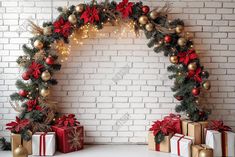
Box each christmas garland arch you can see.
[8,0,211,138]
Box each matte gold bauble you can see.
[138,15,148,25]
[175,25,184,34]
[68,14,77,24]
[188,62,197,71]
[41,70,51,81]
[150,11,158,20]
[145,23,154,32]
[170,55,178,64]
[13,145,28,157]
[199,148,213,157]
[177,37,187,47]
[33,40,43,49]
[43,26,52,36]
[75,4,84,13]
[202,81,211,90]
[40,88,50,97]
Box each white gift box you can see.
[170,133,194,157]
[206,130,235,157]
[32,132,56,156]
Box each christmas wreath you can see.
[7,0,211,141]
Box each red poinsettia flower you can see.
[28,61,44,79]
[35,105,42,111]
[26,99,37,111]
[150,119,176,136]
[53,17,72,38]
[187,67,202,83]
[6,117,30,133]
[178,49,198,65]
[56,114,80,127]
[116,0,133,18]
[81,6,100,24]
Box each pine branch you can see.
[0,138,11,151]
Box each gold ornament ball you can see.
[199,148,213,157]
[150,11,158,20]
[177,38,187,47]
[41,70,51,81]
[188,62,197,71]
[75,4,84,13]
[43,26,52,36]
[14,145,28,157]
[40,88,50,97]
[175,25,184,34]
[68,14,77,24]
[202,81,211,90]
[170,55,179,64]
[145,23,154,32]
[138,15,148,25]
[33,40,44,49]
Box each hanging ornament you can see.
[142,5,150,14]
[169,55,178,64]
[175,25,184,34]
[75,4,84,13]
[177,38,187,47]
[33,40,44,49]
[13,145,28,157]
[68,14,77,24]
[22,72,30,80]
[149,10,158,20]
[43,26,52,36]
[145,23,154,32]
[192,87,200,96]
[45,56,54,65]
[41,70,51,81]
[40,88,50,97]
[164,35,172,43]
[188,62,197,71]
[175,96,183,101]
[138,15,148,25]
[199,147,213,157]
[19,90,28,97]
[202,81,211,90]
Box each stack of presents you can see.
[11,114,84,156]
[148,114,235,157]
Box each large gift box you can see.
[182,120,208,144]
[192,144,213,157]
[164,113,182,134]
[32,132,56,156]
[148,131,171,152]
[170,133,194,157]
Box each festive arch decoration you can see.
[7,0,211,139]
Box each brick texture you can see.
[0,0,235,144]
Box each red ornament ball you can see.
[192,87,200,96]
[19,90,28,97]
[164,35,172,43]
[175,96,183,101]
[45,56,54,65]
[142,6,150,14]
[22,72,30,80]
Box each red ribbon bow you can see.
[6,117,30,133]
[55,114,80,127]
[187,67,202,83]
[28,61,44,79]
[178,49,198,65]
[208,120,232,132]
[150,119,176,136]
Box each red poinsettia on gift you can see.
[6,117,30,133]
[187,67,202,83]
[81,6,100,24]
[178,49,198,65]
[116,0,133,18]
[53,17,72,38]
[55,114,80,127]
[28,61,44,79]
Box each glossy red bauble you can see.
[22,72,30,80]
[164,35,172,43]
[19,90,28,97]
[45,56,54,65]
[142,6,150,14]
[192,87,200,96]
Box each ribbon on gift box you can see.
[55,114,80,127]
[174,134,193,156]
[39,133,47,156]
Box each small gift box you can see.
[170,134,194,157]
[164,113,182,134]
[52,114,84,153]
[182,120,208,144]
[148,131,172,152]
[205,120,235,157]
[192,144,213,157]
[11,132,32,156]
[32,132,56,156]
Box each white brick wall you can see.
[0,0,235,144]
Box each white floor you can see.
[0,145,179,157]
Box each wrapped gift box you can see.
[164,114,182,134]
[148,131,171,152]
[182,120,208,144]
[32,132,56,156]
[52,125,84,153]
[11,131,32,157]
[170,133,194,157]
[192,144,213,157]
[206,130,235,157]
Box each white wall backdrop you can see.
[0,0,235,144]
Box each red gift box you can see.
[52,125,84,153]
[163,113,182,134]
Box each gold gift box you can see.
[148,131,171,153]
[192,144,213,157]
